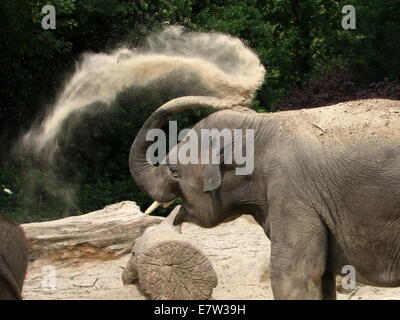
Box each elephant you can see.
[0,214,28,300]
[129,96,400,300]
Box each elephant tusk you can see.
[144,200,176,215]
[144,201,161,214]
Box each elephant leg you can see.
[269,217,329,300]
[321,271,336,300]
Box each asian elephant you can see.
[0,214,28,300]
[129,96,400,300]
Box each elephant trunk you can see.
[129,96,242,203]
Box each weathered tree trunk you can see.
[22,201,164,262]
[21,201,217,299]
[122,206,218,300]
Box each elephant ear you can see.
[203,164,221,192]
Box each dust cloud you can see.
[22,26,265,155]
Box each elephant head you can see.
[130,96,264,228]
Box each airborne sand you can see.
[22,26,265,156]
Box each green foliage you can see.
[0,0,399,222]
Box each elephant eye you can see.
[168,164,181,179]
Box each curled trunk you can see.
[129,96,243,202]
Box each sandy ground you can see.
[23,216,400,300]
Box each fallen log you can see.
[22,201,163,262]
[122,205,218,300]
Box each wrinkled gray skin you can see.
[130,96,400,300]
[0,214,28,300]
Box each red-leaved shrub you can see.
[275,68,400,111]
